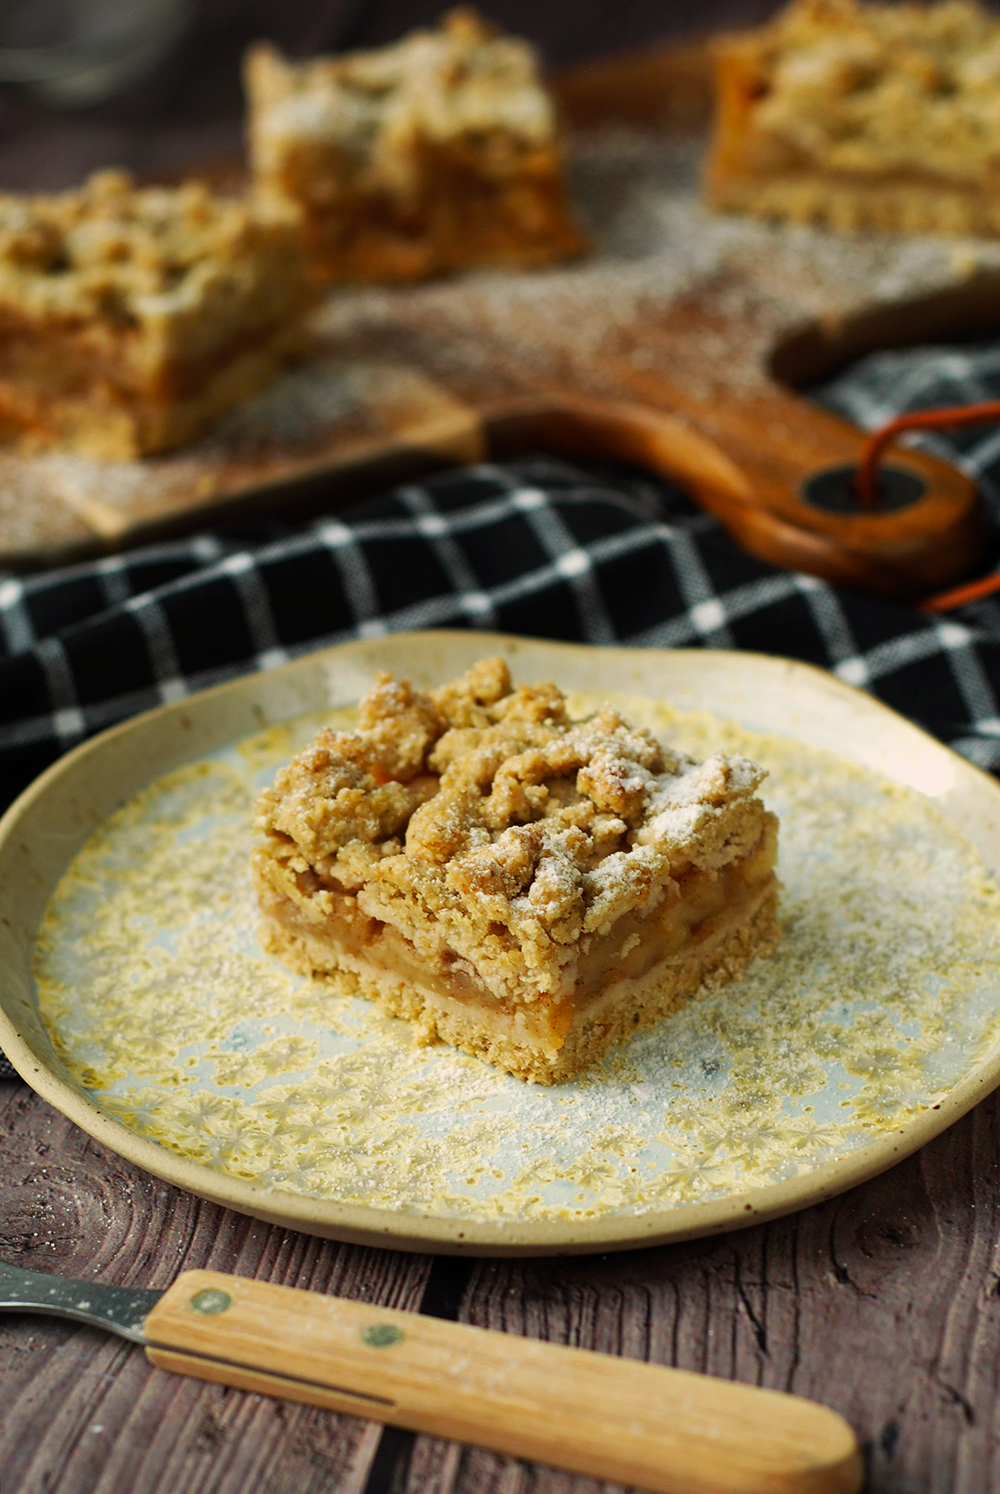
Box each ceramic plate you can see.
[3,631,1000,1256]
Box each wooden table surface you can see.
[4,1068,1000,1494]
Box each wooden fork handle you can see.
[145,1269,863,1494]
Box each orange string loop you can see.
[856,398,1000,510]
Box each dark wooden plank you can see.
[0,1078,431,1494]
[6,1076,1000,1492]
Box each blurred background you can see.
[0,0,788,190]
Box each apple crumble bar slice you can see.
[0,168,311,459]
[244,9,586,284]
[706,0,1000,236]
[253,658,779,1084]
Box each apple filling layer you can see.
[253,658,780,1083]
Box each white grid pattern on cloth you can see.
[510,484,619,645]
[4,682,198,754]
[791,575,867,681]
[35,637,85,745]
[124,594,188,705]
[829,618,985,695]
[929,619,1000,729]
[663,529,737,649]
[398,485,497,629]
[6,468,1000,759]
[94,553,138,609]
[0,576,35,655]
[961,426,1000,510]
[218,552,290,674]
[822,347,1000,428]
[315,517,386,636]
[626,572,802,650]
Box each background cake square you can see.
[244,9,587,283]
[706,0,1000,236]
[0,169,311,459]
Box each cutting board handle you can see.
[484,391,986,600]
[145,1268,863,1494]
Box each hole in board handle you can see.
[801,464,926,514]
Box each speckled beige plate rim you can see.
[3,630,1000,1257]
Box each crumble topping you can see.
[246,9,558,203]
[0,168,304,326]
[741,0,1000,183]
[255,659,769,996]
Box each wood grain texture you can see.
[552,36,715,132]
[4,1073,1000,1493]
[142,1270,861,1494]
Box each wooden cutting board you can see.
[4,41,1000,599]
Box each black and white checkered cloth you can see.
[3,339,1000,1081]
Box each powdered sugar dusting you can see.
[33,690,1000,1223]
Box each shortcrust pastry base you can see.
[708,170,1000,237]
[0,320,307,461]
[258,875,780,1085]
